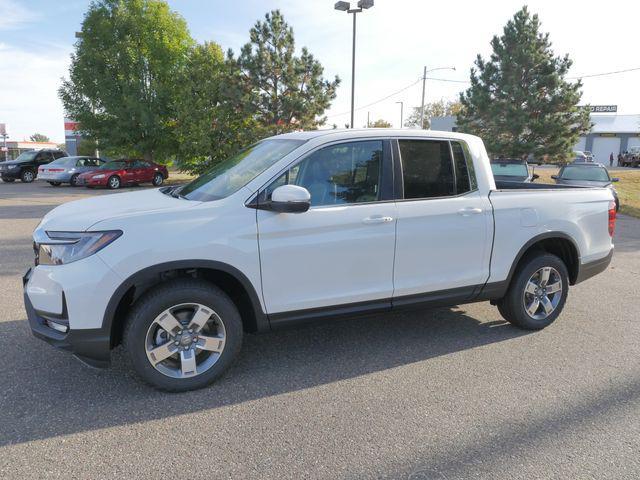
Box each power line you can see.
[325,66,640,121]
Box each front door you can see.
[257,139,397,318]
[392,139,492,301]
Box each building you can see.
[430,112,640,165]
[1,140,61,161]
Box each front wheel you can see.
[107,175,121,189]
[497,252,569,330]
[1,177,15,183]
[152,172,164,186]
[123,279,243,392]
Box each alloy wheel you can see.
[144,303,226,379]
[522,266,563,320]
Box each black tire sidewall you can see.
[503,253,569,330]
[70,174,79,186]
[152,173,163,186]
[123,279,243,392]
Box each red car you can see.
[77,159,168,189]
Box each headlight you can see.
[34,230,122,265]
[8,165,17,169]
[92,174,105,179]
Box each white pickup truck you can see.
[24,130,616,391]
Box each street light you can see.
[420,65,456,129]
[395,101,403,128]
[334,0,374,129]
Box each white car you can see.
[24,130,616,391]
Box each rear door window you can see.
[398,140,455,199]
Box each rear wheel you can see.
[152,172,164,186]
[123,279,243,392]
[497,252,569,330]
[48,181,61,186]
[107,175,121,189]
[21,169,35,183]
[69,174,80,187]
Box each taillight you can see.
[608,201,616,237]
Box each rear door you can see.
[257,139,397,317]
[392,138,492,303]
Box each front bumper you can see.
[23,268,111,367]
[76,176,107,186]
[0,168,21,179]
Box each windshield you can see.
[101,161,127,170]
[14,151,38,162]
[491,163,528,177]
[560,166,610,182]
[180,139,306,201]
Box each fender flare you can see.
[102,260,269,343]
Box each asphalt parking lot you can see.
[1,181,639,479]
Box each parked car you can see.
[490,158,539,182]
[76,159,168,189]
[620,147,640,168]
[552,162,619,211]
[0,149,68,183]
[37,156,106,186]
[24,130,616,391]
[583,151,594,162]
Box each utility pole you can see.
[420,66,427,129]
[396,101,404,128]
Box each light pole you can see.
[419,65,456,129]
[334,0,374,129]
[395,101,404,128]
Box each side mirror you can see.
[269,185,311,213]
[611,177,619,182]
[551,175,558,180]
[532,173,540,181]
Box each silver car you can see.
[37,156,106,186]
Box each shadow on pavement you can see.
[0,307,528,447]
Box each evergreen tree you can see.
[174,42,258,174]
[59,0,194,162]
[235,10,340,135]
[457,6,590,161]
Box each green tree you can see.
[174,42,258,174]
[404,100,463,129]
[367,119,392,128]
[59,0,194,163]
[235,10,340,135]
[29,133,50,142]
[457,6,590,161]
[77,138,99,156]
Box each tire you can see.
[69,174,80,187]
[48,181,61,186]
[21,169,35,183]
[123,278,243,392]
[152,172,164,186]
[107,175,121,189]
[497,252,569,330]
[1,177,15,183]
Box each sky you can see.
[1,0,639,142]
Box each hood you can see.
[38,188,200,231]
[1,159,29,166]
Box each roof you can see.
[270,128,476,142]
[590,114,640,133]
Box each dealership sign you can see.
[589,105,617,113]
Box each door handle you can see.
[457,207,483,216]
[362,215,394,225]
